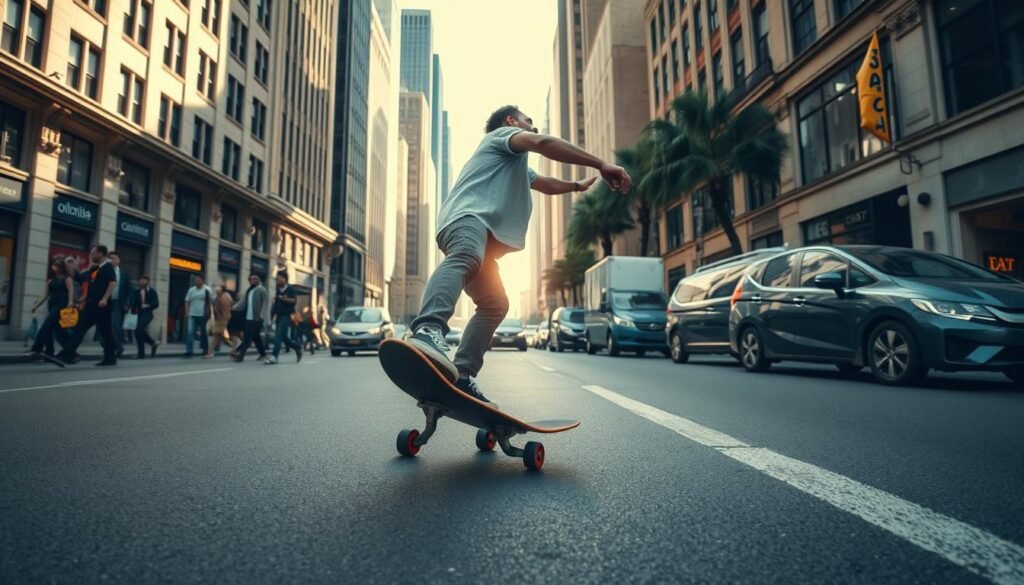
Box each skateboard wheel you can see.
[475,429,496,452]
[523,441,544,471]
[397,429,420,457]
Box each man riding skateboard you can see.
[405,105,631,406]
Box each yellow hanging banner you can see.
[856,32,890,143]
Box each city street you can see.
[1,349,1021,584]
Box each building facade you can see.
[394,91,434,324]
[387,136,408,319]
[644,0,1024,291]
[0,0,338,341]
[364,0,394,308]
[399,9,431,97]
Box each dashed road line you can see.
[0,368,234,394]
[582,384,1024,585]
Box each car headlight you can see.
[330,327,341,335]
[911,299,997,322]
[613,315,636,328]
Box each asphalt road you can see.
[1,346,1022,584]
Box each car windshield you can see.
[847,249,1004,281]
[499,318,522,328]
[564,311,584,324]
[612,291,667,310]
[338,308,382,323]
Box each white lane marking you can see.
[539,365,556,372]
[581,384,1024,585]
[0,368,234,394]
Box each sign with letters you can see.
[856,32,890,143]
[984,253,1018,275]
[218,245,241,270]
[52,193,98,229]
[0,174,25,209]
[116,212,154,245]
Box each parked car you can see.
[666,248,786,364]
[524,325,539,347]
[583,257,669,357]
[329,306,394,356]
[491,318,528,351]
[535,320,550,349]
[730,245,1024,386]
[548,307,586,352]
[445,326,463,346]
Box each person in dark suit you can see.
[132,275,160,358]
[107,251,131,356]
[57,244,119,366]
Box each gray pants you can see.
[411,216,511,378]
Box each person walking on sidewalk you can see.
[231,274,269,362]
[183,274,213,358]
[131,275,160,358]
[206,285,234,359]
[57,245,120,366]
[107,251,130,357]
[403,105,630,405]
[28,256,74,360]
[266,272,302,365]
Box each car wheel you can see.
[331,349,342,357]
[1004,366,1024,385]
[867,321,924,386]
[607,334,620,357]
[738,327,770,372]
[636,350,646,357]
[836,363,862,375]
[585,335,597,355]
[347,350,356,356]
[555,338,564,353]
[670,332,689,364]
[518,343,527,352]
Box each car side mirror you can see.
[814,272,845,292]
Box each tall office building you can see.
[399,10,432,97]
[388,138,409,319]
[441,111,452,204]
[431,53,445,205]
[396,92,434,323]
[364,0,395,308]
[0,0,339,341]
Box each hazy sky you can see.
[399,0,559,317]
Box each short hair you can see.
[485,105,521,133]
[139,275,150,281]
[109,251,119,259]
[93,244,108,256]
[276,271,288,282]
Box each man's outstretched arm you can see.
[509,132,631,192]
[531,176,598,196]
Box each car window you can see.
[849,266,875,288]
[708,265,746,299]
[761,254,796,288]
[799,252,849,287]
[338,308,382,323]
[847,248,1005,281]
[565,311,584,323]
[673,272,714,303]
[500,318,522,328]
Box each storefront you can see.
[0,173,26,324]
[50,193,97,268]
[115,212,153,284]
[217,245,241,293]
[802,188,912,248]
[250,256,269,283]
[167,230,208,343]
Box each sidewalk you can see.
[0,339,179,365]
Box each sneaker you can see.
[296,344,303,363]
[407,326,458,383]
[264,356,277,365]
[454,376,499,408]
[151,341,160,358]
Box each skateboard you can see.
[36,353,66,368]
[378,339,580,470]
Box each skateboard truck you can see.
[412,402,445,447]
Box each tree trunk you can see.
[560,289,568,307]
[637,203,651,257]
[710,181,744,257]
[601,233,613,257]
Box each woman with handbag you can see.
[205,285,235,359]
[27,256,74,360]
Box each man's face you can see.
[276,276,286,288]
[90,248,103,263]
[507,111,537,133]
[250,276,260,287]
[139,278,149,288]
[110,254,120,267]
[194,276,204,287]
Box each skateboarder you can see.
[405,105,631,405]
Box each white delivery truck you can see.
[583,257,670,357]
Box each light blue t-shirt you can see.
[435,127,537,251]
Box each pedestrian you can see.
[403,105,630,404]
[107,250,130,357]
[183,273,213,358]
[299,305,317,355]
[231,274,269,362]
[266,272,302,365]
[206,285,234,359]
[57,245,120,366]
[65,256,83,307]
[27,256,74,360]
[130,275,160,358]
[315,301,330,349]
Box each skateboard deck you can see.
[37,353,66,368]
[378,338,579,470]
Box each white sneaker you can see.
[264,356,277,365]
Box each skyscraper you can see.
[397,92,434,323]
[364,0,395,308]
[442,111,452,204]
[400,10,433,98]
[431,54,445,205]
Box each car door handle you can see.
[750,295,762,304]
[793,296,806,307]
[705,307,717,312]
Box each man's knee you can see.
[445,248,484,276]
[479,293,510,317]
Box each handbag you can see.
[122,313,138,331]
[59,307,79,329]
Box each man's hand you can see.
[600,163,632,193]
[576,176,598,192]
[99,299,108,309]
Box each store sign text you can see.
[985,254,1017,273]
[169,257,203,272]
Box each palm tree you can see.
[566,184,635,257]
[543,263,568,307]
[562,246,596,305]
[616,145,677,257]
[641,90,788,257]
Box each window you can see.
[666,205,684,249]
[668,266,687,294]
[834,0,865,20]
[254,41,269,84]
[192,115,213,164]
[119,159,150,212]
[731,31,745,84]
[692,183,732,235]
[222,137,241,180]
[650,18,657,55]
[653,67,660,108]
[248,155,264,193]
[712,52,724,100]
[698,68,706,95]
[255,0,271,29]
[197,52,217,99]
[674,272,713,303]
[798,251,848,287]
[227,76,245,123]
[747,176,779,211]
[158,96,182,147]
[123,0,152,48]
[201,0,221,36]
[1,0,22,57]
[753,2,770,67]
[694,3,703,51]
[797,54,892,184]
[163,21,186,76]
[668,0,676,26]
[67,36,83,92]
[761,253,796,288]
[662,55,670,98]
[251,98,267,140]
[709,266,746,299]
[708,0,718,32]
[25,5,43,68]
[0,99,26,168]
[727,0,738,10]
[671,39,680,85]
[220,205,237,242]
[1,0,44,68]
[937,0,1024,116]
[229,14,248,63]
[56,131,93,192]
[790,0,817,56]
[173,184,202,229]
[79,0,106,16]
[118,68,145,125]
[251,219,267,253]
[658,2,665,44]
[682,25,690,66]
[751,230,783,250]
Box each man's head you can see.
[90,245,108,264]
[275,272,287,288]
[249,274,261,287]
[139,275,150,288]
[485,105,536,134]
[193,274,204,287]
[109,251,120,267]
